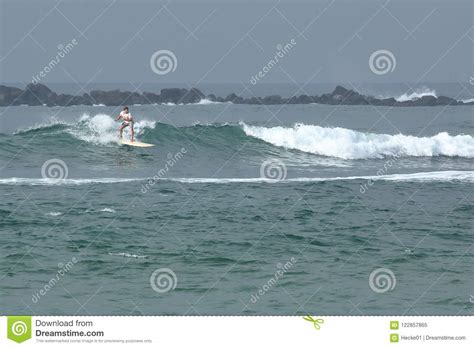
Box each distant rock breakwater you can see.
[0,83,472,107]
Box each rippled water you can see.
[0,103,472,314]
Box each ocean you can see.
[0,90,473,315]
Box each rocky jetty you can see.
[0,83,471,107]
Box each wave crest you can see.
[14,114,156,145]
[241,123,474,159]
[69,114,156,145]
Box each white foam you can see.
[108,252,147,259]
[241,123,474,159]
[192,121,230,127]
[1,171,472,185]
[161,171,474,183]
[68,113,117,144]
[395,87,437,102]
[194,98,223,105]
[68,114,156,145]
[162,99,228,106]
[100,208,115,213]
[461,98,474,104]
[47,211,63,216]
[0,177,140,185]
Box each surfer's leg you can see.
[130,122,134,142]
[119,122,129,139]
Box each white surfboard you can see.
[120,139,155,148]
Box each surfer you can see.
[115,106,134,141]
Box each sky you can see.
[0,0,473,86]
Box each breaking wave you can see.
[7,116,474,159]
[395,87,437,102]
[241,123,474,159]
[14,114,156,145]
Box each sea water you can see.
[0,99,472,315]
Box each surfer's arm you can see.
[115,114,122,121]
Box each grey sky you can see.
[0,0,472,85]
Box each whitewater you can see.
[1,170,473,185]
[242,122,473,159]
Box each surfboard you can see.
[120,139,155,148]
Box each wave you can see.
[69,114,156,145]
[160,171,474,183]
[9,116,474,159]
[395,87,437,102]
[241,123,474,159]
[160,99,227,106]
[0,177,140,185]
[12,117,70,135]
[194,98,225,105]
[0,171,472,185]
[14,114,156,145]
